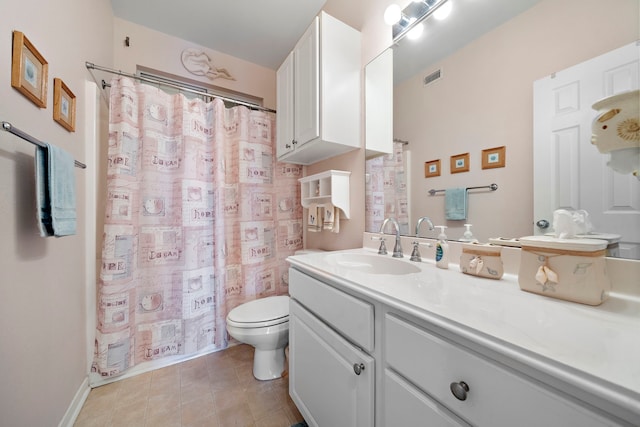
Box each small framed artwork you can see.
[482,146,506,169]
[53,78,76,132]
[11,31,48,108]
[424,159,441,178]
[450,153,470,174]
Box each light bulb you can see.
[407,22,424,40]
[384,4,402,25]
[433,0,452,20]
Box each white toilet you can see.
[226,295,290,380]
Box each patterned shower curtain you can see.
[92,76,303,378]
[365,142,410,235]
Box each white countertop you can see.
[287,247,640,419]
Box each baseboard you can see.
[58,376,90,427]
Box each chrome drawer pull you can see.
[353,363,365,375]
[450,381,470,401]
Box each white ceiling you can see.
[110,0,327,70]
[110,0,542,77]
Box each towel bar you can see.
[1,121,86,169]
[429,183,497,196]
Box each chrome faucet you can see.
[379,218,403,258]
[411,216,435,262]
[415,216,435,237]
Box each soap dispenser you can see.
[435,226,449,269]
[460,224,479,243]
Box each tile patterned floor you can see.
[74,344,304,427]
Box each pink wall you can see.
[112,18,277,110]
[0,0,113,425]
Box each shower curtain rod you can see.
[85,62,277,113]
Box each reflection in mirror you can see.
[364,0,639,259]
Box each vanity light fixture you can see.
[407,21,424,40]
[385,0,452,42]
[433,0,452,20]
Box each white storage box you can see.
[459,243,504,280]
[518,236,610,305]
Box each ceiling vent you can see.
[423,69,442,86]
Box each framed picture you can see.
[424,159,441,178]
[482,146,506,169]
[450,153,470,174]
[11,31,48,108]
[53,78,76,132]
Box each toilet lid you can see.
[227,295,289,328]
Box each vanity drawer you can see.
[289,268,374,352]
[384,368,469,427]
[384,313,617,427]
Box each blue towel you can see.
[35,143,77,237]
[445,188,467,220]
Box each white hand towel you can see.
[331,206,340,234]
[322,203,335,231]
[307,204,321,232]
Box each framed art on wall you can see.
[482,146,506,169]
[53,78,76,132]
[424,159,441,178]
[450,153,470,174]
[11,31,48,108]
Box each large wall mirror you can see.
[365,0,640,259]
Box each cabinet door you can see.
[276,51,295,158]
[293,16,320,148]
[289,300,374,427]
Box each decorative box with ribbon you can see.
[518,236,610,305]
[460,243,504,280]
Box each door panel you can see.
[534,42,640,259]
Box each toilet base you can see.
[253,347,286,380]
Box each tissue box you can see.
[518,236,610,305]
[460,243,504,280]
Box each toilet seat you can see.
[227,295,289,329]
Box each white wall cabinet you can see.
[276,12,361,165]
[288,266,633,427]
[299,170,350,219]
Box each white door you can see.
[289,300,374,427]
[534,42,640,259]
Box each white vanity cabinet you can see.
[287,257,637,427]
[288,268,375,427]
[276,12,361,165]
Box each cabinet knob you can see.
[450,381,469,401]
[353,363,365,376]
[292,139,298,145]
[536,219,550,229]
[285,143,291,149]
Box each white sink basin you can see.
[327,253,421,275]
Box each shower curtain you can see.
[92,76,303,378]
[365,142,410,235]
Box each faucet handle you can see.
[409,241,433,262]
[377,238,388,255]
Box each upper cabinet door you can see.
[293,17,320,148]
[276,52,295,158]
[276,12,361,165]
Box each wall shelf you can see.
[299,170,351,219]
